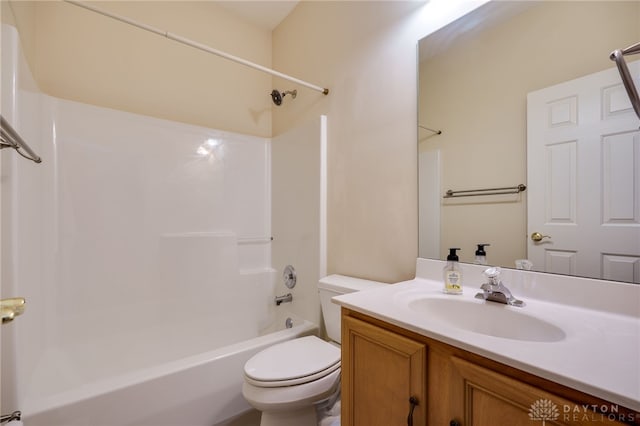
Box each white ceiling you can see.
[215,1,299,31]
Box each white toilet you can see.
[241,274,384,426]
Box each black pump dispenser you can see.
[475,244,490,256]
[475,244,490,265]
[447,248,460,261]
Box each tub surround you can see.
[334,258,640,412]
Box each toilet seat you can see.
[244,336,341,388]
[242,368,341,412]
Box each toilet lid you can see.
[244,335,340,384]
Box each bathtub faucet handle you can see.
[274,293,293,306]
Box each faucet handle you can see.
[483,266,501,278]
[483,267,502,285]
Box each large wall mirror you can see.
[418,1,640,283]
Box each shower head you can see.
[270,90,282,106]
[270,89,297,106]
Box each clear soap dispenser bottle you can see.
[443,248,463,295]
[474,244,490,265]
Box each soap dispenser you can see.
[474,244,490,265]
[443,248,463,295]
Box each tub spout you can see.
[274,293,293,306]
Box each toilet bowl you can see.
[242,336,341,426]
[241,274,384,426]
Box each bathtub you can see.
[20,312,317,426]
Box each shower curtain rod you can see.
[418,124,442,135]
[64,0,329,96]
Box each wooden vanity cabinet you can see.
[341,314,427,426]
[341,309,637,426]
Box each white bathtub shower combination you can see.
[1,24,323,425]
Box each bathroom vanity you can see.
[334,259,640,426]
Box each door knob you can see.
[531,232,551,242]
[1,297,26,324]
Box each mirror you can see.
[418,1,640,282]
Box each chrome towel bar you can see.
[0,115,42,163]
[610,41,640,122]
[444,184,526,198]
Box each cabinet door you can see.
[450,357,627,425]
[342,315,427,426]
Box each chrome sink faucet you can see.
[475,267,525,307]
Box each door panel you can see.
[450,357,626,425]
[527,61,640,282]
[341,314,427,426]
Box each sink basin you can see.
[407,297,566,342]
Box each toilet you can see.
[241,274,384,426]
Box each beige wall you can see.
[419,1,640,267]
[271,116,325,329]
[272,2,427,283]
[3,1,273,137]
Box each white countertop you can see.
[333,260,640,412]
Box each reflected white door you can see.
[527,61,640,283]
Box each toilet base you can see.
[259,406,317,426]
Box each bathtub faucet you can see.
[274,293,293,306]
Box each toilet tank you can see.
[318,274,386,344]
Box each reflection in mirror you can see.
[418,1,640,283]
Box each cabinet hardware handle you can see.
[407,396,419,426]
[449,420,461,426]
